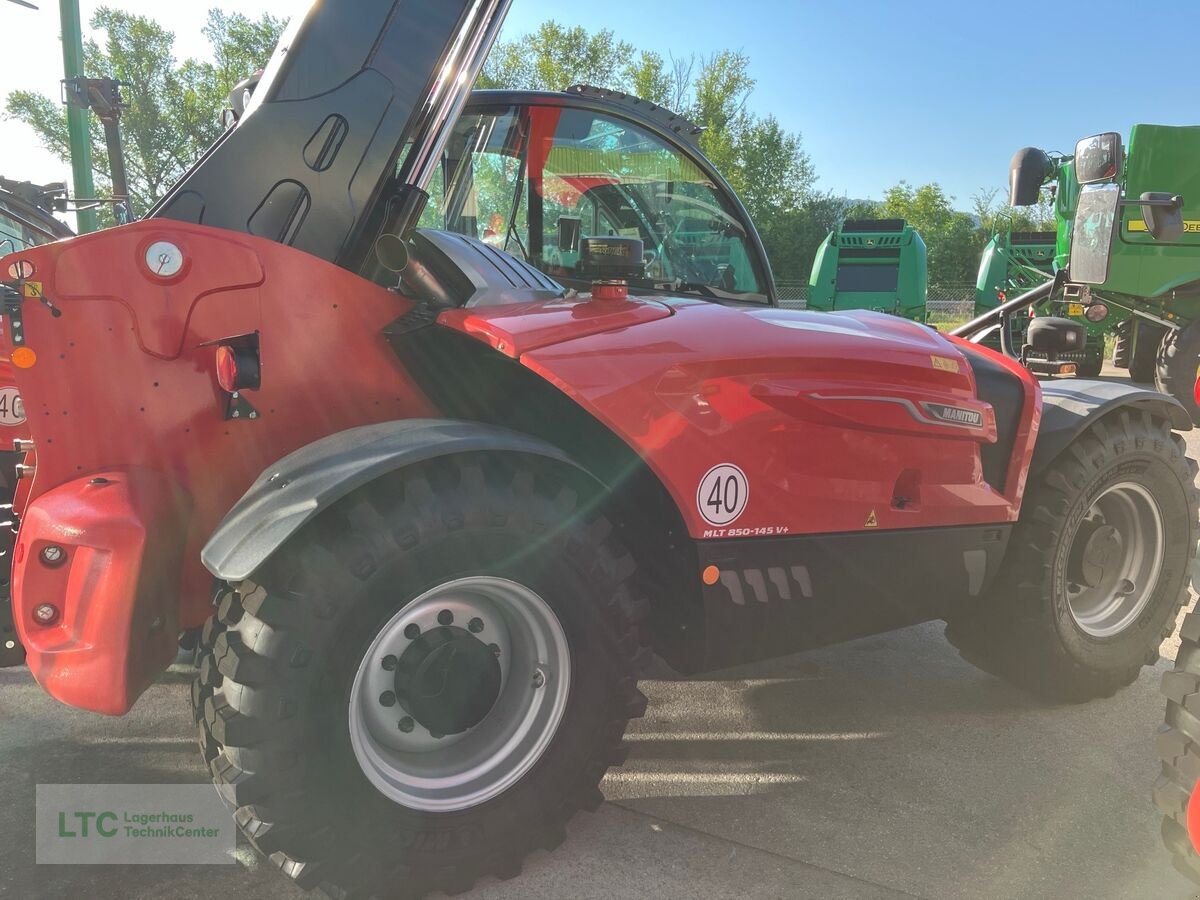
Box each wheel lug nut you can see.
[379,691,396,707]
[437,609,454,626]
[532,669,546,689]
[381,654,397,671]
[1118,578,1135,595]
[468,617,484,633]
[489,643,500,657]
[398,717,414,733]
[404,623,420,640]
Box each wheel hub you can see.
[1072,521,1125,588]
[394,625,502,735]
[1065,482,1165,639]
[348,575,571,812]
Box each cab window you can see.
[431,104,768,302]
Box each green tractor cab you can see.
[806,218,927,320]
[1011,125,1200,406]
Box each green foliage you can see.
[755,194,849,286]
[5,7,285,221]
[879,182,983,284]
[479,21,634,92]
[972,187,1057,237]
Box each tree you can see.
[972,187,1057,237]
[479,21,634,92]
[5,7,285,221]
[880,181,981,284]
[756,193,848,284]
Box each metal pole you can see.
[58,0,97,233]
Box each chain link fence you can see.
[775,281,977,326]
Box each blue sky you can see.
[4,0,1197,212]
[504,0,1200,206]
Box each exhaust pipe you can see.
[1008,147,1054,207]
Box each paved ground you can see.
[3,366,1200,899]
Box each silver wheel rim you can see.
[348,576,571,812]
[1065,481,1165,638]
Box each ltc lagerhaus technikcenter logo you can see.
[36,785,234,864]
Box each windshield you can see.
[422,103,769,302]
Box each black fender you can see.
[1031,380,1192,474]
[201,419,594,581]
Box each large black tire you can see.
[1157,321,1200,422]
[1131,320,1166,385]
[193,455,648,897]
[946,410,1198,701]
[1112,320,1132,369]
[1156,606,1200,885]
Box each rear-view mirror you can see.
[1140,192,1185,241]
[1074,133,1123,184]
[558,216,581,253]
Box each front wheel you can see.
[1157,321,1200,422]
[946,410,1198,701]
[193,455,648,897]
[1130,320,1166,385]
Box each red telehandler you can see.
[2,2,1197,895]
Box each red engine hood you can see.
[442,296,977,397]
[438,294,672,357]
[445,296,1036,539]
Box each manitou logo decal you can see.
[921,402,983,428]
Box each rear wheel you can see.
[193,455,648,897]
[1155,609,1200,885]
[946,410,1197,701]
[1131,320,1166,385]
[1157,321,1200,422]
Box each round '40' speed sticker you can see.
[696,463,748,527]
[0,387,25,427]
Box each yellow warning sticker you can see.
[21,281,42,298]
[864,509,878,528]
[1127,219,1200,234]
[930,355,959,374]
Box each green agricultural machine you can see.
[1010,125,1200,410]
[807,218,927,320]
[973,228,1106,377]
[974,229,1056,316]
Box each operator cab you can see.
[415,90,776,306]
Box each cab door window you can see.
[432,104,768,302]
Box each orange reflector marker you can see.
[702,565,720,586]
[11,347,37,369]
[1059,363,1077,375]
[215,345,239,393]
